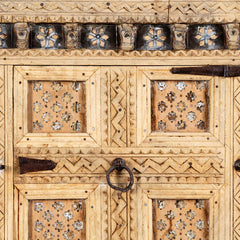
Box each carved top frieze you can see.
[0,1,240,24]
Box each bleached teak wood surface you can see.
[0,45,236,239]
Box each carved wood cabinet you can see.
[1,1,240,240]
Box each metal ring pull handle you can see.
[106,158,134,192]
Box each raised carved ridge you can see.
[0,67,4,240]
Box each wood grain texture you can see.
[0,66,4,240]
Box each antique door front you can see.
[11,65,231,239]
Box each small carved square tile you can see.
[0,24,13,48]
[30,199,86,240]
[135,24,172,51]
[30,24,64,49]
[81,24,119,49]
[153,199,209,240]
[151,80,210,132]
[187,24,226,50]
[28,81,86,133]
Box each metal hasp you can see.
[19,157,57,174]
[106,158,134,192]
[171,65,240,77]
[234,159,240,172]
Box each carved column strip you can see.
[110,68,127,147]
[0,66,4,240]
[234,77,240,239]
[110,189,128,240]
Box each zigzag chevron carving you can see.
[37,156,224,175]
[0,67,4,240]
[0,1,240,23]
[111,190,128,240]
[170,2,240,23]
[234,77,240,239]
[110,69,127,147]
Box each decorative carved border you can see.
[0,66,4,240]
[0,1,239,24]
[14,184,108,240]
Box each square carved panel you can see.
[151,80,210,132]
[152,199,209,240]
[29,199,86,240]
[28,81,86,133]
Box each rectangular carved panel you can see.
[151,80,210,132]
[152,199,209,240]
[28,81,86,133]
[29,199,86,240]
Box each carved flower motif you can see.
[43,210,53,222]
[176,81,187,91]
[63,229,75,240]
[51,121,62,130]
[41,91,52,103]
[196,101,205,112]
[34,202,44,212]
[176,101,187,112]
[186,91,196,102]
[73,220,83,231]
[71,120,81,131]
[54,220,64,231]
[73,201,83,211]
[34,220,45,232]
[62,92,73,103]
[165,210,175,220]
[51,101,62,113]
[51,81,63,91]
[71,102,81,113]
[33,120,43,131]
[158,120,167,131]
[166,230,177,240]
[61,112,72,123]
[157,200,167,209]
[52,201,64,210]
[43,230,54,240]
[167,111,177,122]
[187,111,196,122]
[158,101,167,112]
[186,209,196,220]
[36,25,59,48]
[196,120,206,130]
[72,82,82,92]
[196,81,207,90]
[88,27,109,48]
[186,230,196,240]
[63,210,74,220]
[0,26,7,47]
[195,200,205,209]
[33,101,43,113]
[158,81,167,91]
[195,26,218,47]
[33,81,43,92]
[42,112,52,123]
[157,219,166,231]
[176,120,186,130]
[176,220,187,230]
[165,91,176,103]
[196,219,205,230]
[175,200,187,209]
[144,27,166,49]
